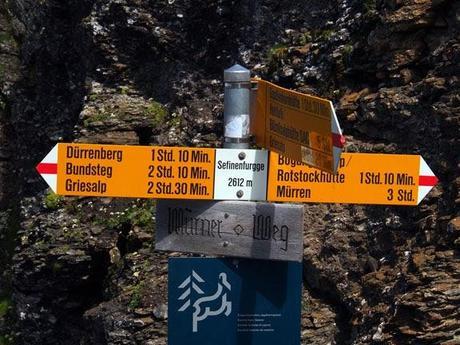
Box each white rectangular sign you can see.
[213,149,268,200]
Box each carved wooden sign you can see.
[155,200,304,262]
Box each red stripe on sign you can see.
[419,175,438,186]
[332,133,345,148]
[36,163,57,174]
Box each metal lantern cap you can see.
[224,64,250,83]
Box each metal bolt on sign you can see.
[223,64,251,149]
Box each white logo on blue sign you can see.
[177,270,232,332]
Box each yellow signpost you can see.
[251,79,344,173]
[37,143,438,206]
[266,152,438,206]
[39,143,216,199]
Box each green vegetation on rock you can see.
[0,298,14,345]
[298,32,312,45]
[169,114,182,127]
[82,96,167,129]
[342,44,354,64]
[301,298,311,313]
[51,261,63,274]
[342,44,353,56]
[44,191,63,210]
[318,29,335,41]
[83,112,109,127]
[128,282,146,309]
[0,32,13,44]
[0,209,19,333]
[118,86,130,95]
[62,229,85,241]
[144,101,167,127]
[363,0,377,13]
[100,200,155,229]
[268,43,288,62]
[267,43,289,70]
[87,94,100,102]
[0,298,10,318]
[0,335,14,345]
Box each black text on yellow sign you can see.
[38,143,215,199]
[37,144,438,205]
[251,79,344,173]
[266,152,437,205]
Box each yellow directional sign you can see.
[251,79,345,173]
[37,143,438,205]
[36,143,268,200]
[37,143,216,199]
[267,152,438,206]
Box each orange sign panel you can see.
[54,143,215,199]
[252,79,344,173]
[37,144,438,205]
[267,152,437,206]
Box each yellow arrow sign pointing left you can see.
[37,143,217,199]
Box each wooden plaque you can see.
[155,200,304,262]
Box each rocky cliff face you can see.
[0,0,459,344]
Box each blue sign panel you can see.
[168,258,302,345]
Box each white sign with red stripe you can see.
[36,144,58,192]
[331,106,344,172]
[418,157,438,204]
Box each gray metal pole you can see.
[223,64,251,149]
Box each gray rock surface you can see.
[0,0,459,344]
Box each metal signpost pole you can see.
[165,64,303,345]
[223,64,251,149]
